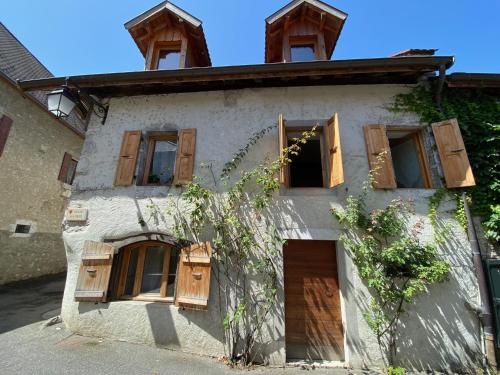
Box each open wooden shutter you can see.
[74,241,115,302]
[432,118,475,188]
[173,128,197,185]
[175,242,212,310]
[278,113,289,187]
[58,152,72,182]
[0,114,13,157]
[114,130,141,186]
[363,124,396,189]
[326,113,344,188]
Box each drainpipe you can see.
[463,193,497,369]
[435,64,447,111]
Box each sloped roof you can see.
[0,22,85,135]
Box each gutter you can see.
[18,56,454,92]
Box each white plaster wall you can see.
[62,85,482,371]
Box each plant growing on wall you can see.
[331,162,451,366]
[156,125,317,365]
[391,84,500,243]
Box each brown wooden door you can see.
[284,240,344,361]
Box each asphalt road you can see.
[0,274,355,375]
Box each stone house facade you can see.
[19,0,486,371]
[0,23,84,284]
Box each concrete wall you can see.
[0,78,83,284]
[61,84,482,371]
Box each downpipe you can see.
[463,193,497,370]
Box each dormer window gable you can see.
[265,0,348,63]
[125,1,211,70]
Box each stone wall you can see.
[61,84,482,371]
[0,78,83,284]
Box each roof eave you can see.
[18,56,454,97]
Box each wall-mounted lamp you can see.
[47,85,109,125]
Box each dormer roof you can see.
[265,0,347,63]
[125,1,211,66]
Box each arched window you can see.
[114,241,179,303]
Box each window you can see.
[363,125,432,189]
[58,152,78,185]
[142,133,177,185]
[289,35,318,62]
[116,242,179,303]
[15,224,31,234]
[279,113,343,189]
[387,129,430,188]
[287,129,325,187]
[115,129,196,187]
[157,49,181,69]
[0,114,13,157]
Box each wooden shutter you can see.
[114,130,141,186]
[278,113,289,187]
[58,152,73,182]
[74,241,115,302]
[175,242,212,310]
[326,113,344,188]
[363,124,396,189]
[0,114,13,157]
[173,128,197,185]
[432,119,475,188]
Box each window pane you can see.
[157,50,181,69]
[141,246,165,294]
[167,247,179,297]
[389,135,425,188]
[288,136,323,187]
[291,44,315,62]
[124,249,139,296]
[148,139,177,184]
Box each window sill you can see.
[280,187,333,196]
[120,295,174,304]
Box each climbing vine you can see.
[391,84,500,243]
[148,125,317,366]
[332,161,451,367]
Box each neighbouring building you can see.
[18,0,493,371]
[0,22,85,284]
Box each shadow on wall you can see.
[396,230,482,372]
[352,203,483,372]
[145,301,225,352]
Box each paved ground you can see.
[0,275,360,375]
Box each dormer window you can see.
[289,36,318,62]
[265,0,347,63]
[125,2,211,71]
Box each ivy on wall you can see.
[392,84,500,242]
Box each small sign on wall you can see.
[66,207,88,221]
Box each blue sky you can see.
[1,0,499,76]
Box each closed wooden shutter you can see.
[326,113,344,188]
[278,113,289,187]
[0,114,13,157]
[114,131,141,186]
[74,241,115,302]
[58,152,73,182]
[175,242,212,310]
[363,124,396,189]
[432,119,475,188]
[173,128,197,185]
